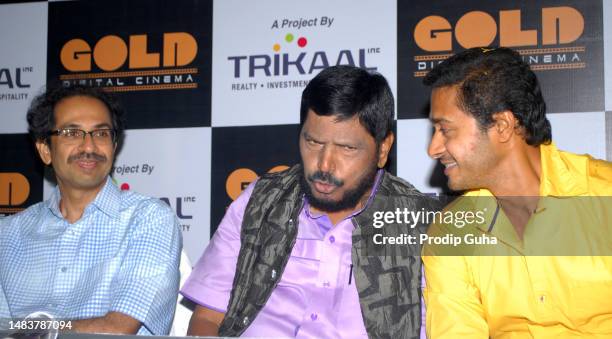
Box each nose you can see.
[318,146,335,173]
[79,132,97,152]
[427,130,445,159]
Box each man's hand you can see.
[187,305,225,336]
[69,311,141,334]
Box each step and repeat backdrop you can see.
[1,0,611,264]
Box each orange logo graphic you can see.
[61,33,197,71]
[0,173,30,213]
[226,165,289,200]
[414,7,583,52]
[59,33,199,92]
[412,6,586,77]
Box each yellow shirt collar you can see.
[464,142,589,198]
[539,142,589,196]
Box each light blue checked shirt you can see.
[0,177,182,335]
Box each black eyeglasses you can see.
[48,128,116,144]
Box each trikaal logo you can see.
[0,66,32,102]
[273,33,308,52]
[412,6,586,77]
[111,177,131,191]
[112,178,194,229]
[228,32,381,91]
[226,165,289,200]
[58,33,199,92]
[0,172,30,214]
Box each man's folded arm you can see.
[107,199,183,335]
[69,311,140,334]
[187,305,225,336]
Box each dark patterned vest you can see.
[219,164,440,338]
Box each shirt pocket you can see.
[289,237,322,261]
[271,239,322,314]
[277,238,321,287]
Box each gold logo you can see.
[59,33,199,92]
[414,7,584,52]
[0,172,30,206]
[225,165,290,200]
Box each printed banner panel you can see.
[212,0,397,127]
[604,0,612,111]
[0,133,44,217]
[210,124,301,233]
[47,0,212,129]
[607,111,612,161]
[0,1,47,133]
[396,119,442,194]
[547,111,606,159]
[398,0,604,118]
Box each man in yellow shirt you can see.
[421,47,612,338]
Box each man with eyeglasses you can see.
[0,85,182,335]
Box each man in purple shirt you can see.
[182,66,438,338]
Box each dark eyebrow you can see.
[333,142,359,149]
[94,123,113,129]
[58,123,82,129]
[57,123,112,129]
[302,131,315,140]
[430,117,452,124]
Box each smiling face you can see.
[299,110,392,213]
[428,86,498,191]
[35,95,116,194]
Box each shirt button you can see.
[242,316,249,325]
[329,236,335,244]
[310,313,318,321]
[539,295,546,303]
[271,269,277,280]
[323,281,330,287]
[60,267,67,273]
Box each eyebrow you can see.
[57,122,113,129]
[333,141,360,148]
[94,123,113,129]
[303,131,362,148]
[302,131,324,144]
[430,117,452,124]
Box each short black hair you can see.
[300,65,394,143]
[26,84,125,144]
[423,47,551,146]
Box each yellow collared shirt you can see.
[422,143,612,338]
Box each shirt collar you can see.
[45,177,121,220]
[538,142,589,196]
[304,169,384,220]
[464,142,588,198]
[45,186,63,219]
[465,142,589,236]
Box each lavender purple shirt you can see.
[181,170,426,338]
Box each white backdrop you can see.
[0,0,610,265]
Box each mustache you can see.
[308,171,343,187]
[67,152,107,163]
